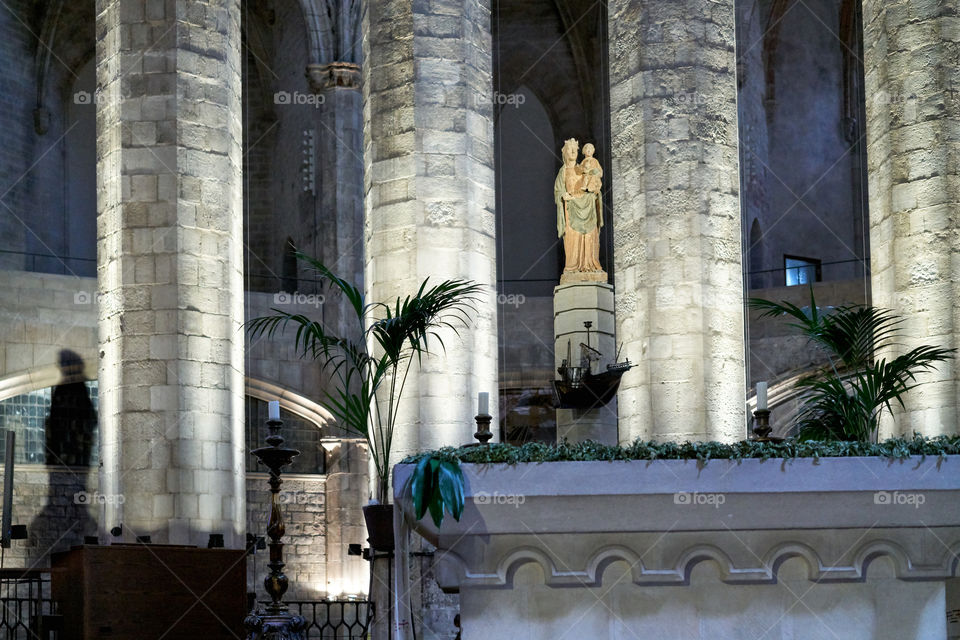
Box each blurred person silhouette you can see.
[26,350,99,565]
[45,349,96,467]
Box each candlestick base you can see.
[751,409,783,443]
[244,612,307,640]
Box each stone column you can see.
[96,0,245,547]
[362,0,497,461]
[608,0,746,443]
[322,439,369,597]
[862,1,960,437]
[308,64,365,337]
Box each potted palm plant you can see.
[247,252,481,549]
[750,289,954,441]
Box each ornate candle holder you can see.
[751,409,783,443]
[474,412,493,444]
[752,409,771,439]
[243,416,308,640]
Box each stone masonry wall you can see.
[362,0,498,459]
[0,1,46,271]
[862,0,960,436]
[1,466,100,569]
[0,466,347,603]
[760,0,868,284]
[609,0,746,442]
[0,273,98,384]
[95,0,246,546]
[246,473,327,601]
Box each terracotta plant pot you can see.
[362,504,394,552]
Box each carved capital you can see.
[306,62,361,92]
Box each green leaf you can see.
[410,457,432,521]
[404,455,466,527]
[437,460,465,522]
[245,253,481,502]
[752,289,955,442]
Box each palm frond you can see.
[246,255,482,502]
[294,251,366,320]
[247,310,346,363]
[755,288,955,442]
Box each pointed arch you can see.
[298,0,362,65]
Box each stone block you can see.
[553,283,615,312]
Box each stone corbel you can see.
[306,62,361,92]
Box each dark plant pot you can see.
[362,504,394,552]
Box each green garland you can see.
[401,434,960,466]
[401,435,960,527]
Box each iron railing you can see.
[0,569,59,640]
[260,600,374,639]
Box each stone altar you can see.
[396,455,960,640]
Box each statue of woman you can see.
[554,138,605,283]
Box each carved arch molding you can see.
[435,528,960,590]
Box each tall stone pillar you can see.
[96,0,245,547]
[862,1,960,436]
[308,64,365,338]
[361,0,498,460]
[608,0,746,443]
[301,0,365,311]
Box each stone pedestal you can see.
[554,283,617,445]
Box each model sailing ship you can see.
[554,321,632,410]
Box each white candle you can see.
[756,382,768,411]
[268,400,280,420]
[478,392,489,416]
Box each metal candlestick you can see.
[243,416,307,640]
[474,413,493,444]
[751,409,782,442]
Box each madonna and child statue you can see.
[551,137,626,441]
[554,138,607,284]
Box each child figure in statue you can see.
[579,143,602,194]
